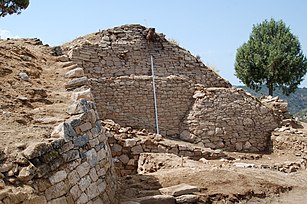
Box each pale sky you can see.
[1,0,306,87]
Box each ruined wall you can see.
[66,24,230,137]
[62,24,279,153]
[0,99,118,204]
[0,56,118,203]
[180,88,279,152]
[90,76,194,136]
[68,25,230,88]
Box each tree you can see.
[235,18,307,96]
[0,0,29,17]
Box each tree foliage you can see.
[0,0,29,17]
[235,19,307,96]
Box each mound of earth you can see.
[0,38,69,158]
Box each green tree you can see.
[0,0,29,17]
[235,19,307,96]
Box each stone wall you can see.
[0,99,118,204]
[180,88,279,152]
[67,24,231,88]
[90,76,195,136]
[103,120,228,176]
[65,24,231,137]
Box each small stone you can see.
[119,154,130,164]
[125,138,137,147]
[19,72,29,81]
[18,165,36,182]
[131,145,143,154]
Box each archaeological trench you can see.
[0,24,281,203]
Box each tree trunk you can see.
[268,82,273,96]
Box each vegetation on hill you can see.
[237,85,307,117]
[235,18,307,96]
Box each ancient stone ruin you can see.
[65,24,278,152]
[0,24,281,203]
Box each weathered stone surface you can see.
[159,183,199,196]
[65,68,84,78]
[64,76,88,89]
[45,181,69,200]
[76,192,89,204]
[49,170,67,185]
[175,195,199,203]
[125,138,137,147]
[76,162,90,178]
[131,145,143,154]
[74,135,89,147]
[67,99,92,115]
[119,154,129,164]
[138,195,175,204]
[68,170,80,186]
[70,184,82,201]
[71,88,93,102]
[86,148,98,167]
[17,165,36,182]
[48,196,68,204]
[22,142,53,160]
[79,175,91,192]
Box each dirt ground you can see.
[0,38,69,158]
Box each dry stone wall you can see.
[0,99,118,204]
[67,24,230,88]
[180,88,279,152]
[90,76,195,136]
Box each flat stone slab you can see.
[159,183,199,196]
[137,195,175,204]
[175,194,200,203]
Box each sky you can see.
[1,0,307,87]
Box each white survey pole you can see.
[151,55,159,135]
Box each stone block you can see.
[159,183,199,196]
[79,175,91,192]
[86,148,98,167]
[138,195,175,204]
[76,193,89,204]
[79,122,92,132]
[45,181,69,201]
[74,135,89,147]
[49,170,67,185]
[76,162,90,178]
[68,170,80,186]
[119,154,130,164]
[89,168,99,182]
[63,150,80,162]
[65,68,84,78]
[175,195,199,203]
[131,145,143,154]
[22,142,53,160]
[86,182,100,200]
[70,184,82,201]
[48,196,68,204]
[65,76,88,90]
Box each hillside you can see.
[237,86,307,115]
